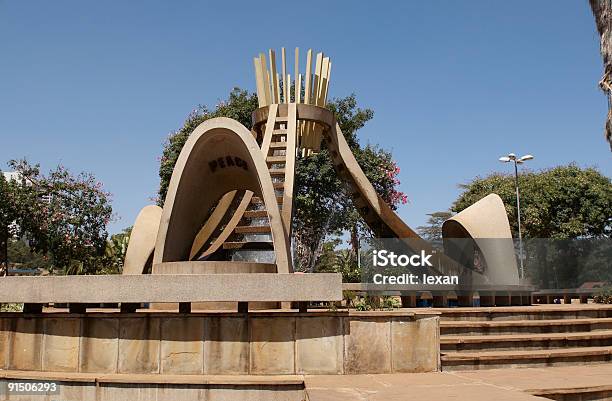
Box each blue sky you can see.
[1,1,610,234]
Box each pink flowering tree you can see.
[6,159,114,274]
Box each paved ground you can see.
[305,364,612,400]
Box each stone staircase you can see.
[439,305,612,371]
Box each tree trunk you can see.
[294,229,325,273]
[589,0,612,150]
[0,230,8,276]
[308,236,326,273]
[350,225,359,256]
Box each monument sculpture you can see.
[124,47,520,295]
[0,48,531,401]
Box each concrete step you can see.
[441,345,612,371]
[0,370,305,400]
[266,156,286,163]
[437,306,612,322]
[234,225,271,234]
[272,129,286,136]
[269,142,287,149]
[269,168,285,176]
[527,384,612,401]
[243,210,268,219]
[251,196,284,204]
[441,317,612,336]
[441,330,612,352]
[222,241,273,250]
[273,182,284,189]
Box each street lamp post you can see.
[498,153,534,280]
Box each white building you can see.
[2,171,51,203]
[2,171,21,182]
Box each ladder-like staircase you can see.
[220,115,292,259]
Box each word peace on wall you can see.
[208,156,249,173]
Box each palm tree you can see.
[589,0,612,150]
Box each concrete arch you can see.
[442,194,519,285]
[123,205,162,275]
[153,117,291,273]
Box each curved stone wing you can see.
[123,205,162,275]
[442,194,519,285]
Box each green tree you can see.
[313,238,343,274]
[416,211,453,241]
[96,227,132,274]
[452,165,612,288]
[452,165,612,239]
[313,238,362,283]
[0,173,20,275]
[7,238,52,272]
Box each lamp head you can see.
[499,156,511,162]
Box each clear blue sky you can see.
[1,1,610,234]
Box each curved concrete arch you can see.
[123,205,162,275]
[153,117,291,273]
[192,105,279,259]
[328,121,421,240]
[442,194,519,285]
[253,104,423,241]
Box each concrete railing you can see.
[0,273,342,313]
